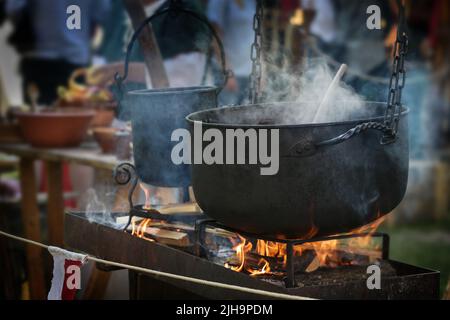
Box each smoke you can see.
[263,58,367,124]
[85,188,122,229]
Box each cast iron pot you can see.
[115,7,228,187]
[186,102,409,239]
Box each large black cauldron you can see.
[187,102,409,239]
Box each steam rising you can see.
[263,59,366,124]
[85,189,122,229]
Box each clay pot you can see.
[90,107,116,128]
[16,109,95,148]
[93,127,119,154]
[0,122,23,144]
[58,101,116,128]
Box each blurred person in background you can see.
[4,0,110,105]
[207,0,256,106]
[90,0,209,90]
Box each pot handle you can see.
[114,3,230,98]
[287,122,395,157]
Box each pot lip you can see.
[128,85,218,97]
[93,127,120,134]
[186,101,410,129]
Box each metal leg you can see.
[285,242,296,288]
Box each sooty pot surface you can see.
[186,102,409,239]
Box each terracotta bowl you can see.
[93,127,119,154]
[90,107,116,128]
[58,101,116,128]
[16,109,95,148]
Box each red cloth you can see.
[61,260,83,300]
[428,0,443,48]
[40,163,76,208]
[281,0,299,13]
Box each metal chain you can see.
[249,0,264,104]
[383,0,409,142]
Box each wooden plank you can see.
[127,223,190,247]
[83,265,111,300]
[46,161,65,247]
[19,158,46,299]
[122,0,169,88]
[0,144,120,171]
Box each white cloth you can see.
[145,52,207,89]
[47,246,87,300]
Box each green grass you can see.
[381,223,450,298]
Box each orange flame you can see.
[248,258,271,276]
[131,218,154,242]
[224,236,252,273]
[224,216,386,275]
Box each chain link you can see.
[249,0,264,104]
[384,0,409,141]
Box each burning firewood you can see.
[292,250,317,273]
[324,250,372,267]
[305,257,320,273]
[157,203,202,215]
[127,219,190,247]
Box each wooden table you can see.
[0,143,121,299]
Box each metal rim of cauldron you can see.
[128,86,219,97]
[186,101,409,129]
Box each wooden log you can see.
[157,203,202,215]
[305,257,320,273]
[122,0,169,88]
[293,250,318,273]
[324,250,371,267]
[46,161,64,247]
[19,158,46,299]
[144,227,190,247]
[126,221,190,247]
[227,250,319,275]
[83,265,111,300]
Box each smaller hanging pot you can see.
[114,5,229,187]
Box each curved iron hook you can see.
[114,6,230,98]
